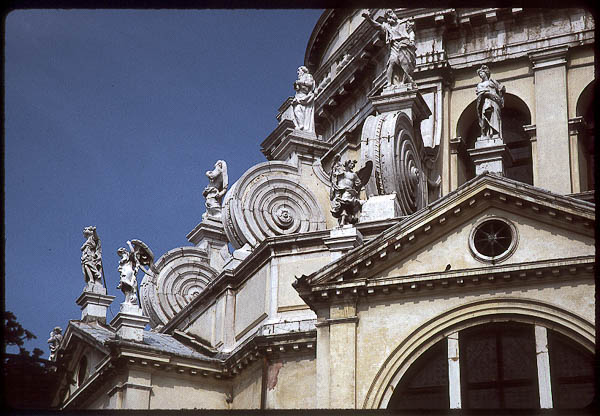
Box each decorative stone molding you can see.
[528,45,569,71]
[139,246,218,328]
[222,161,326,250]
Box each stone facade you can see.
[51,8,595,410]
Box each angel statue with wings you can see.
[329,154,373,226]
[203,160,228,220]
[116,239,154,305]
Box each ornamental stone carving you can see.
[363,9,417,88]
[476,65,505,140]
[360,111,427,215]
[292,66,315,133]
[329,155,373,226]
[139,246,218,328]
[222,161,326,249]
[81,226,104,291]
[203,160,228,220]
[116,239,154,305]
[47,326,63,361]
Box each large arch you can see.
[574,80,595,191]
[362,297,594,409]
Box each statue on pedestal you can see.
[117,240,154,305]
[330,155,373,226]
[292,66,315,132]
[81,226,104,290]
[47,326,63,361]
[476,65,505,139]
[203,160,228,220]
[363,9,416,87]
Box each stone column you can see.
[222,287,236,350]
[328,300,358,408]
[529,46,571,194]
[568,117,587,193]
[535,325,553,409]
[447,332,462,409]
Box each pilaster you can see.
[529,46,571,194]
[328,300,358,409]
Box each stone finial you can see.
[476,64,506,140]
[202,160,228,220]
[47,326,63,361]
[81,226,104,291]
[329,154,373,226]
[363,9,417,88]
[117,239,154,306]
[292,66,315,133]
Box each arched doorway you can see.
[387,322,594,410]
[456,94,533,185]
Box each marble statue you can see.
[292,66,315,132]
[363,9,416,87]
[203,160,228,219]
[81,226,104,290]
[330,155,373,226]
[47,326,63,361]
[117,240,154,305]
[476,65,506,139]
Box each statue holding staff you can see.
[476,65,506,139]
[81,226,104,290]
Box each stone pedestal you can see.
[467,136,512,175]
[187,217,230,270]
[359,193,402,223]
[110,303,149,342]
[370,84,432,122]
[76,283,114,324]
[324,225,363,261]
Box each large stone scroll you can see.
[139,246,218,328]
[360,111,427,215]
[222,161,326,250]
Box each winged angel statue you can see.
[329,155,373,226]
[116,239,154,305]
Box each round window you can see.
[469,217,517,263]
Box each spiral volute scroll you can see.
[361,111,426,215]
[222,161,326,250]
[140,246,218,328]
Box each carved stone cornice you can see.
[528,45,569,70]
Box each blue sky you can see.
[5,9,324,356]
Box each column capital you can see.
[528,45,568,70]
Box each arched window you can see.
[575,81,595,191]
[456,94,533,185]
[388,322,594,409]
[77,355,88,387]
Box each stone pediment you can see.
[294,173,594,300]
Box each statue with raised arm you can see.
[330,155,373,226]
[362,9,416,88]
[117,239,154,305]
[476,65,506,139]
[292,66,316,132]
[47,326,63,361]
[203,160,228,220]
[81,226,104,290]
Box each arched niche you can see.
[362,297,594,409]
[575,81,595,191]
[455,94,533,185]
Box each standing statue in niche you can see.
[203,160,228,220]
[476,65,505,139]
[81,226,104,291]
[330,155,373,226]
[117,240,154,305]
[363,9,417,88]
[47,326,63,361]
[292,66,315,133]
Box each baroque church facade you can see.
[51,8,595,410]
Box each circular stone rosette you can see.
[361,111,426,215]
[222,161,326,250]
[139,246,218,328]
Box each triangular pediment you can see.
[298,174,595,290]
